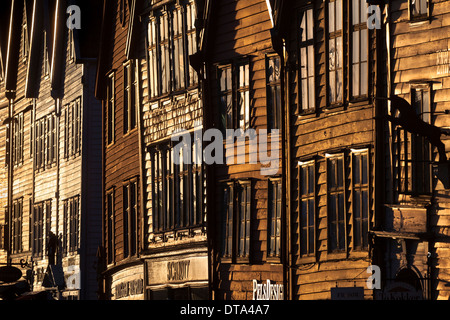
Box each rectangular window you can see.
[299,8,315,113]
[106,190,115,265]
[327,154,346,252]
[43,31,49,77]
[32,203,44,257]
[151,142,203,234]
[22,23,29,59]
[11,199,23,254]
[220,182,234,259]
[237,182,251,259]
[160,12,170,94]
[45,113,57,166]
[218,65,233,132]
[352,149,369,250]
[148,18,159,98]
[63,196,79,254]
[237,62,250,130]
[147,1,197,97]
[328,0,343,104]
[172,6,185,91]
[124,61,137,133]
[65,98,82,158]
[267,55,282,130]
[397,88,431,194]
[351,0,368,99]
[123,179,138,258]
[186,2,198,87]
[268,179,282,259]
[68,29,75,62]
[299,160,315,257]
[13,113,24,166]
[107,73,115,145]
[410,0,428,20]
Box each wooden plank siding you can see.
[99,0,143,286]
[205,0,284,300]
[384,0,450,300]
[286,0,378,299]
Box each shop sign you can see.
[331,287,364,300]
[146,256,208,286]
[252,280,284,300]
[115,279,144,299]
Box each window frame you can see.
[268,177,282,261]
[326,152,347,255]
[409,0,430,21]
[298,6,316,114]
[123,61,137,134]
[350,148,370,251]
[298,159,316,261]
[11,198,23,255]
[123,178,138,259]
[106,72,115,146]
[350,0,369,101]
[326,0,344,107]
[106,189,115,265]
[13,112,24,167]
[266,54,282,130]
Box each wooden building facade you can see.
[200,0,286,300]
[139,0,209,300]
[95,0,145,300]
[0,0,102,300]
[374,0,450,300]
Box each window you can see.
[220,182,234,259]
[186,2,198,87]
[43,31,49,77]
[35,113,57,170]
[328,0,343,104]
[22,22,29,59]
[13,113,24,166]
[11,199,23,254]
[220,181,252,262]
[45,113,56,166]
[352,149,369,250]
[410,0,428,20]
[218,65,233,131]
[299,8,315,113]
[68,29,75,62]
[266,55,282,129]
[351,0,368,99]
[327,154,346,252]
[106,190,115,265]
[237,182,251,259]
[397,88,431,194]
[147,1,198,97]
[107,73,115,145]
[218,61,251,131]
[32,203,44,257]
[299,160,315,257]
[119,0,126,27]
[151,142,203,234]
[124,61,137,133]
[268,179,282,259]
[63,196,79,255]
[123,179,138,258]
[64,98,82,159]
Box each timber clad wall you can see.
[206,0,284,300]
[287,0,377,299]
[383,0,450,300]
[102,1,141,266]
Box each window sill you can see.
[123,127,138,137]
[297,109,317,120]
[324,104,345,113]
[348,97,370,107]
[266,256,282,264]
[297,255,316,265]
[409,17,430,26]
[326,251,347,261]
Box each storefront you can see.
[144,248,208,300]
[109,263,145,300]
